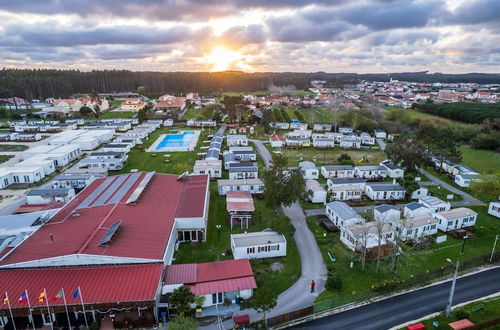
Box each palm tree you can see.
[169,285,195,315]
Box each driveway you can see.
[376,138,386,151]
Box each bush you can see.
[455,310,469,320]
[280,109,291,122]
[470,133,500,151]
[294,110,305,122]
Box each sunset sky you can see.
[0,0,499,73]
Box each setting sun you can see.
[205,46,242,71]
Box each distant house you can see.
[325,201,364,229]
[365,183,405,201]
[373,204,401,224]
[272,122,290,130]
[217,178,264,195]
[226,135,248,147]
[434,207,478,232]
[380,160,404,179]
[121,98,145,111]
[227,191,255,229]
[451,165,478,177]
[411,187,428,200]
[155,96,186,114]
[340,137,361,149]
[269,135,285,148]
[26,188,75,205]
[228,162,258,180]
[455,173,478,188]
[193,159,222,179]
[374,129,387,139]
[360,132,375,145]
[305,180,327,204]
[51,99,83,113]
[299,161,319,180]
[51,173,96,191]
[338,127,353,134]
[231,230,287,259]
[321,165,355,179]
[312,136,335,149]
[290,122,308,130]
[313,123,332,132]
[400,215,439,241]
[285,136,310,148]
[340,221,393,252]
[419,196,451,213]
[354,166,388,179]
[487,202,500,218]
[404,202,432,218]
[327,178,366,201]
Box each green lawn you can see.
[399,296,500,329]
[174,183,301,300]
[115,127,210,175]
[0,155,14,164]
[181,105,203,120]
[459,145,500,175]
[312,205,500,303]
[0,144,28,152]
[98,111,136,119]
[284,107,334,125]
[426,185,463,202]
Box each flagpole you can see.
[61,289,72,329]
[5,292,17,330]
[78,286,89,328]
[43,289,53,330]
[24,290,35,330]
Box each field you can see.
[0,144,29,152]
[459,145,500,174]
[0,155,14,164]
[313,205,499,303]
[283,107,334,125]
[174,184,301,300]
[269,145,386,167]
[181,105,203,120]
[114,126,213,175]
[426,185,463,202]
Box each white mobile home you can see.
[404,202,432,218]
[374,129,387,139]
[360,132,375,145]
[217,179,264,195]
[365,183,405,201]
[226,135,249,147]
[325,201,364,229]
[231,230,286,259]
[399,215,438,241]
[341,222,393,252]
[193,159,222,179]
[228,163,258,180]
[305,180,327,204]
[26,188,75,205]
[340,137,361,149]
[299,161,319,180]
[51,173,96,191]
[313,124,332,132]
[380,160,404,179]
[269,135,285,148]
[419,196,451,213]
[327,178,366,201]
[454,173,478,188]
[321,165,354,179]
[434,208,477,232]
[355,166,388,179]
[487,202,500,218]
[14,156,55,175]
[373,204,401,224]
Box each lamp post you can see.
[216,224,222,243]
[445,258,459,318]
[491,235,499,262]
[460,235,468,254]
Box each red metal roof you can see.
[1,173,209,266]
[270,135,285,141]
[226,191,254,212]
[0,263,163,310]
[13,202,64,214]
[407,323,426,330]
[449,319,475,330]
[164,259,256,295]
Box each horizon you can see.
[1,0,500,73]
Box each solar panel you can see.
[106,172,141,205]
[92,175,128,207]
[76,177,115,209]
[98,220,122,246]
[126,171,155,204]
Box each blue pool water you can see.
[156,131,195,150]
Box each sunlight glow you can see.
[205,46,242,71]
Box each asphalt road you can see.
[291,267,500,330]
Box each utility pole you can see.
[445,260,459,318]
[491,235,499,262]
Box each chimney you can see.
[49,233,54,242]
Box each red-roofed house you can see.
[51,99,83,113]
[270,135,285,148]
[155,96,186,116]
[164,259,256,308]
[226,191,255,229]
[121,98,145,111]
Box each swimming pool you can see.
[147,130,201,152]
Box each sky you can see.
[0,0,499,73]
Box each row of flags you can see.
[3,288,80,304]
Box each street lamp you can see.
[460,235,468,255]
[491,235,499,262]
[216,224,222,243]
[445,258,460,318]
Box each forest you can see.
[415,103,500,124]
[2,69,500,100]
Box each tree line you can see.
[415,102,500,124]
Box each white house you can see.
[228,162,258,180]
[411,187,429,200]
[434,207,478,232]
[487,202,500,218]
[321,165,354,179]
[0,166,45,189]
[338,127,353,134]
[217,179,264,195]
[327,178,366,201]
[290,122,308,130]
[325,201,364,229]
[313,124,332,132]
[193,159,222,179]
[340,221,394,252]
[14,156,55,176]
[26,188,75,205]
[77,157,125,171]
[101,143,132,153]
[269,135,285,148]
[226,135,248,147]
[404,202,432,218]
[380,160,404,179]
[231,230,286,259]
[419,196,451,213]
[455,173,479,188]
[299,161,319,179]
[305,179,327,204]
[340,137,361,149]
[355,166,388,179]
[360,132,375,145]
[312,136,335,149]
[374,129,387,139]
[272,122,290,130]
[399,215,439,241]
[51,173,96,191]
[365,182,405,201]
[373,204,401,224]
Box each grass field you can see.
[399,296,500,329]
[0,155,14,164]
[115,126,211,175]
[459,145,500,174]
[174,183,301,301]
[0,144,29,152]
[181,105,203,120]
[313,205,499,302]
[284,107,335,125]
[427,184,463,202]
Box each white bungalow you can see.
[419,196,451,213]
[231,230,286,259]
[360,132,375,145]
[373,204,401,224]
[404,202,432,218]
[313,124,332,132]
[321,165,355,179]
[312,136,334,149]
[26,188,75,205]
[399,215,439,241]
[228,162,258,180]
[354,166,388,179]
[217,178,264,195]
[380,160,404,179]
[226,135,249,147]
[365,182,405,201]
[487,202,500,218]
[299,161,319,180]
[327,178,366,201]
[340,221,394,252]
[272,122,290,130]
[338,127,353,134]
[0,166,45,189]
[325,201,364,229]
[454,173,479,188]
[305,180,327,204]
[340,137,361,149]
[290,122,308,130]
[269,135,285,148]
[434,207,478,232]
[193,159,222,179]
[14,156,55,176]
[374,129,387,139]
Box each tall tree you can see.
[168,285,195,315]
[385,136,430,171]
[326,272,343,297]
[262,154,306,209]
[262,109,273,134]
[137,86,146,96]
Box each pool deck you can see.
[147,130,201,152]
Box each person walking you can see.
[310,280,316,293]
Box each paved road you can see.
[251,139,328,314]
[291,267,500,330]
[376,138,386,151]
[419,168,483,206]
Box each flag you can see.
[37,291,46,303]
[18,291,28,303]
[2,294,7,305]
[50,289,64,302]
[72,288,80,299]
